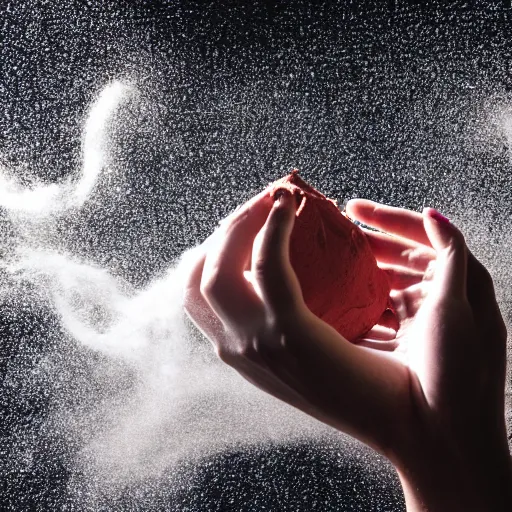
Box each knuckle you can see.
[199,271,223,298]
[252,257,284,287]
[403,247,429,265]
[268,307,298,331]
[237,345,256,361]
[216,336,260,365]
[372,204,384,217]
[450,229,467,252]
[252,258,275,280]
[473,258,494,288]
[498,318,508,341]
[480,267,494,288]
[251,256,268,275]
[216,343,240,365]
[237,337,259,361]
[216,346,231,364]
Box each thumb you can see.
[251,189,305,317]
[422,207,467,300]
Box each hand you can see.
[345,199,511,510]
[183,190,511,510]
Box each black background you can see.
[2,1,512,510]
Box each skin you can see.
[183,189,512,511]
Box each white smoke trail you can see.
[0,81,133,216]
[4,243,333,497]
[0,79,336,498]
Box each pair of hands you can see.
[183,189,510,509]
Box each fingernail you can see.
[274,189,291,204]
[427,208,450,225]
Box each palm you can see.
[355,250,435,367]
[346,200,484,420]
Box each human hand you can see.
[345,199,511,510]
[182,190,511,509]
[183,189,412,450]
[345,199,508,440]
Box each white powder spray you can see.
[0,82,348,506]
[4,18,512,507]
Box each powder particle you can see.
[265,170,395,342]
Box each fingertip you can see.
[422,207,460,250]
[251,190,303,314]
[273,188,297,207]
[423,207,450,226]
[422,206,467,298]
[271,190,299,224]
[346,198,370,208]
[273,187,291,203]
[344,199,357,215]
[345,198,376,219]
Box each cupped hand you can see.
[182,190,508,471]
[345,200,508,458]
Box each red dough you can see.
[266,170,395,343]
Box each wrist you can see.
[390,431,512,511]
[396,454,512,511]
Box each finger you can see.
[215,187,274,276]
[181,246,227,352]
[380,264,426,290]
[360,228,436,272]
[251,189,305,318]
[422,208,467,300]
[374,308,400,332]
[466,248,507,341]
[347,200,504,331]
[346,199,433,247]
[361,325,397,341]
[218,187,271,228]
[201,189,273,329]
[391,284,427,322]
[353,339,399,352]
[466,250,508,398]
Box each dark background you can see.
[2,1,512,510]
